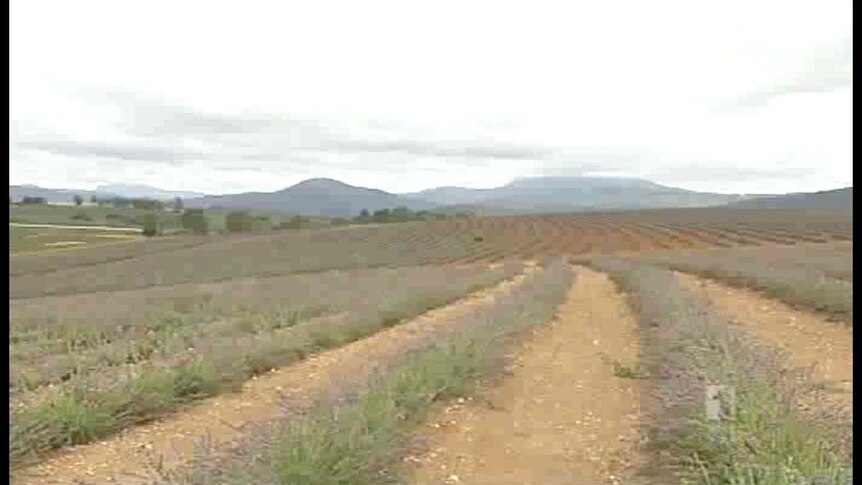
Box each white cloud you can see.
[9,0,853,195]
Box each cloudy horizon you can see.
[10,0,853,196]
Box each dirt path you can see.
[13,265,541,485]
[675,272,853,409]
[405,266,645,485]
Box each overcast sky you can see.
[10,0,853,195]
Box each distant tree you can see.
[73,194,84,206]
[173,197,184,212]
[391,206,411,221]
[181,208,208,235]
[225,211,255,233]
[109,197,132,208]
[359,209,370,219]
[131,198,163,210]
[371,208,392,223]
[90,195,98,204]
[285,215,310,229]
[142,213,159,237]
[21,196,47,205]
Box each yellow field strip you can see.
[9,223,142,233]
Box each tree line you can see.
[10,194,185,211]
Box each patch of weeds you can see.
[611,360,646,379]
[172,362,223,401]
[308,328,341,351]
[112,370,177,423]
[11,392,116,462]
[380,311,404,328]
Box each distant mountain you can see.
[10,184,206,203]
[730,187,852,212]
[186,178,434,217]
[217,176,749,217]
[402,186,497,206]
[404,176,748,213]
[95,184,206,200]
[12,178,850,217]
[9,185,102,203]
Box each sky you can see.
[9,0,853,195]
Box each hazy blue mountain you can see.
[9,185,102,203]
[730,187,852,212]
[12,178,850,217]
[405,176,747,212]
[402,186,497,206]
[10,184,205,203]
[95,184,206,200]
[186,178,434,217]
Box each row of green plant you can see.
[587,256,852,484]
[154,259,573,485]
[10,263,523,465]
[12,262,517,365]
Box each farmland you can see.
[10,225,143,255]
[9,203,331,234]
[9,206,853,485]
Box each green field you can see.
[9,203,332,233]
[10,226,144,255]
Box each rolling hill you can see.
[10,184,206,203]
[185,178,434,217]
[9,185,101,204]
[730,187,852,212]
[12,178,851,218]
[404,176,749,213]
[94,184,206,200]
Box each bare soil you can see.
[405,266,646,485]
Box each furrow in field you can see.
[406,266,646,485]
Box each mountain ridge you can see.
[11,177,852,217]
[729,187,852,212]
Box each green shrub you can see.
[226,211,256,233]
